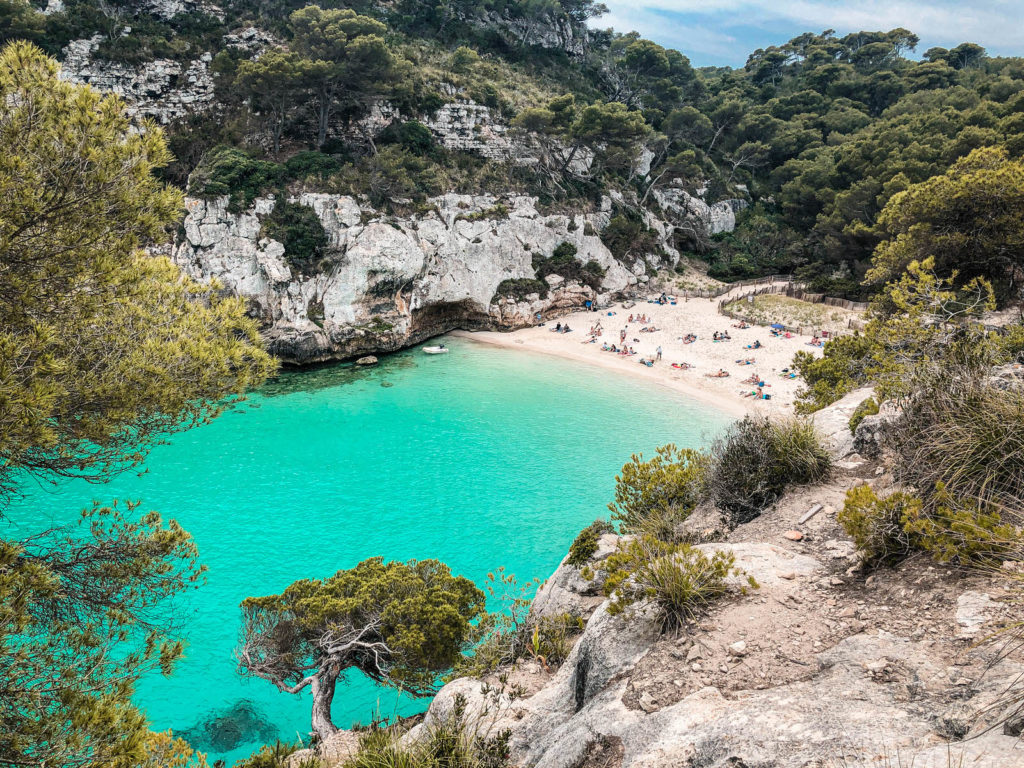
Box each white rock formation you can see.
[405,539,1024,768]
[59,36,215,124]
[172,193,657,363]
[654,185,749,237]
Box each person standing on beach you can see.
[656,345,662,361]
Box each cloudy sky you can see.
[595,0,1024,67]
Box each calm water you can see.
[5,336,732,764]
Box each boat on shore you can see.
[423,345,449,355]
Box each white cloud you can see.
[597,0,1024,63]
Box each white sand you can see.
[454,293,833,419]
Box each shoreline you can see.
[452,329,753,419]
[451,295,831,420]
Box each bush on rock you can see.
[609,445,709,540]
[603,535,745,632]
[567,519,615,567]
[709,416,831,525]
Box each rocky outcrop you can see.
[654,185,748,237]
[59,36,215,124]
[423,101,515,159]
[172,193,658,364]
[810,386,876,459]
[465,10,591,57]
[405,537,1024,768]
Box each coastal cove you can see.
[3,336,732,765]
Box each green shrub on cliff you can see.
[567,519,615,567]
[261,200,330,273]
[603,536,745,631]
[887,368,1024,524]
[609,445,709,540]
[848,397,879,434]
[194,145,285,211]
[839,484,1020,568]
[709,416,831,525]
[493,277,548,301]
[344,694,510,768]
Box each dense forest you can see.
[3,0,1022,298]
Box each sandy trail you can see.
[453,292,832,418]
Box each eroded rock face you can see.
[408,538,1024,768]
[654,185,748,237]
[59,36,216,124]
[172,193,673,364]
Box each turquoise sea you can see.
[4,335,732,765]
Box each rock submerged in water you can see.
[177,699,279,754]
[356,355,378,366]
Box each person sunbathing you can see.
[732,321,749,329]
[639,358,654,367]
[742,372,760,384]
[705,369,730,378]
[671,362,694,370]
[735,358,755,365]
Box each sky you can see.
[594,0,1024,67]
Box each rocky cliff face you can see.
[59,36,216,124]
[173,193,667,364]
[391,398,1023,768]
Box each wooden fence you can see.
[675,274,795,300]
[717,282,868,336]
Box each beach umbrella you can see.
[770,323,785,329]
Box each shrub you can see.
[848,397,879,434]
[531,244,604,291]
[792,333,874,414]
[345,694,510,768]
[193,145,284,212]
[600,210,662,261]
[887,373,1024,524]
[261,201,330,273]
[457,203,510,223]
[838,485,921,567]
[453,570,582,678]
[567,519,615,567]
[608,445,709,539]
[709,416,831,525]
[552,241,577,260]
[379,120,437,157]
[236,740,313,768]
[492,278,548,302]
[603,536,744,631]
[903,484,1021,565]
[450,45,481,73]
[284,150,343,181]
[839,484,1020,568]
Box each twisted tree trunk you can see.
[310,668,339,743]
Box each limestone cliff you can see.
[289,396,1024,768]
[172,192,677,364]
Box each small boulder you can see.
[356,355,378,366]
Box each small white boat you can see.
[423,345,449,355]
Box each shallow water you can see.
[5,336,732,764]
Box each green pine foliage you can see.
[608,445,710,539]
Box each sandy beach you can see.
[455,292,835,419]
